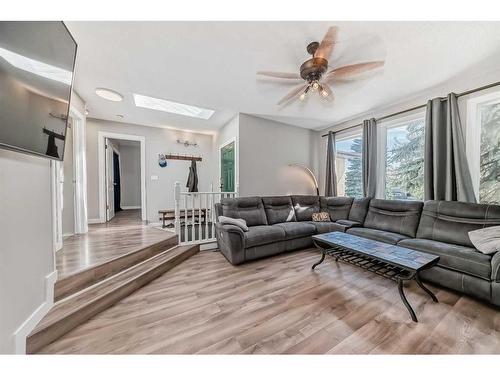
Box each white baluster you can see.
[174,182,181,238]
[184,194,188,243]
[204,193,209,241]
[198,193,202,241]
[191,194,195,242]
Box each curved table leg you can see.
[311,250,326,270]
[398,277,418,322]
[415,272,438,302]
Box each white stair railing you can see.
[174,181,237,245]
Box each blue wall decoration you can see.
[158,154,168,168]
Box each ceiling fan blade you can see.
[257,71,302,80]
[314,26,338,60]
[277,84,308,105]
[324,61,385,82]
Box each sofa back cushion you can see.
[262,196,296,225]
[364,199,423,237]
[320,197,354,222]
[220,196,268,227]
[348,197,371,224]
[417,200,500,248]
[291,195,320,221]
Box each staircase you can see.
[27,237,199,354]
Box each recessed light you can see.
[95,88,123,102]
[133,93,214,120]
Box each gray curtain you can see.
[362,118,377,197]
[424,93,476,202]
[325,131,337,196]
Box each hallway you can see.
[56,210,176,279]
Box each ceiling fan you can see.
[257,27,385,105]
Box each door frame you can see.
[98,131,146,222]
[69,106,88,234]
[51,106,87,252]
[218,137,238,193]
[105,140,122,220]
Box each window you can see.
[379,115,425,200]
[467,91,500,204]
[335,132,363,198]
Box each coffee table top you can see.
[312,232,439,271]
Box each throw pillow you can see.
[312,212,330,222]
[468,226,500,254]
[218,216,249,232]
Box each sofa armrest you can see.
[335,219,362,229]
[492,251,500,282]
[215,223,246,265]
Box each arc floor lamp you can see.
[289,163,320,196]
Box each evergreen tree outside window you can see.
[335,136,363,198]
[385,118,425,200]
[478,101,500,203]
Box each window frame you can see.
[376,111,426,200]
[466,90,500,202]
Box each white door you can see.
[105,139,115,221]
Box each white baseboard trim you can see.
[14,270,58,354]
[88,218,103,224]
[62,232,74,238]
[121,206,141,210]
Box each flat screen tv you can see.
[0,21,77,161]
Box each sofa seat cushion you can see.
[244,225,286,248]
[346,227,410,245]
[274,222,316,239]
[398,238,492,280]
[307,221,346,234]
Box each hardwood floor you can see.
[57,210,175,279]
[39,249,500,354]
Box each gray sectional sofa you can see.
[214,195,500,307]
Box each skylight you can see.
[0,47,72,85]
[133,93,214,120]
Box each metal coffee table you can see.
[312,232,440,322]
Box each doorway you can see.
[113,151,122,213]
[99,132,146,223]
[219,139,236,192]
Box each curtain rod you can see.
[321,79,500,137]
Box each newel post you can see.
[174,181,181,236]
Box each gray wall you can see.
[119,143,142,208]
[0,150,54,353]
[238,114,317,196]
[86,119,215,223]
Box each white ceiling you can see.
[66,21,500,132]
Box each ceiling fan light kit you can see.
[257,26,385,105]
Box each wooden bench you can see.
[158,209,208,228]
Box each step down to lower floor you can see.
[27,243,199,354]
[54,235,179,301]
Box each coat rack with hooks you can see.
[163,153,202,162]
